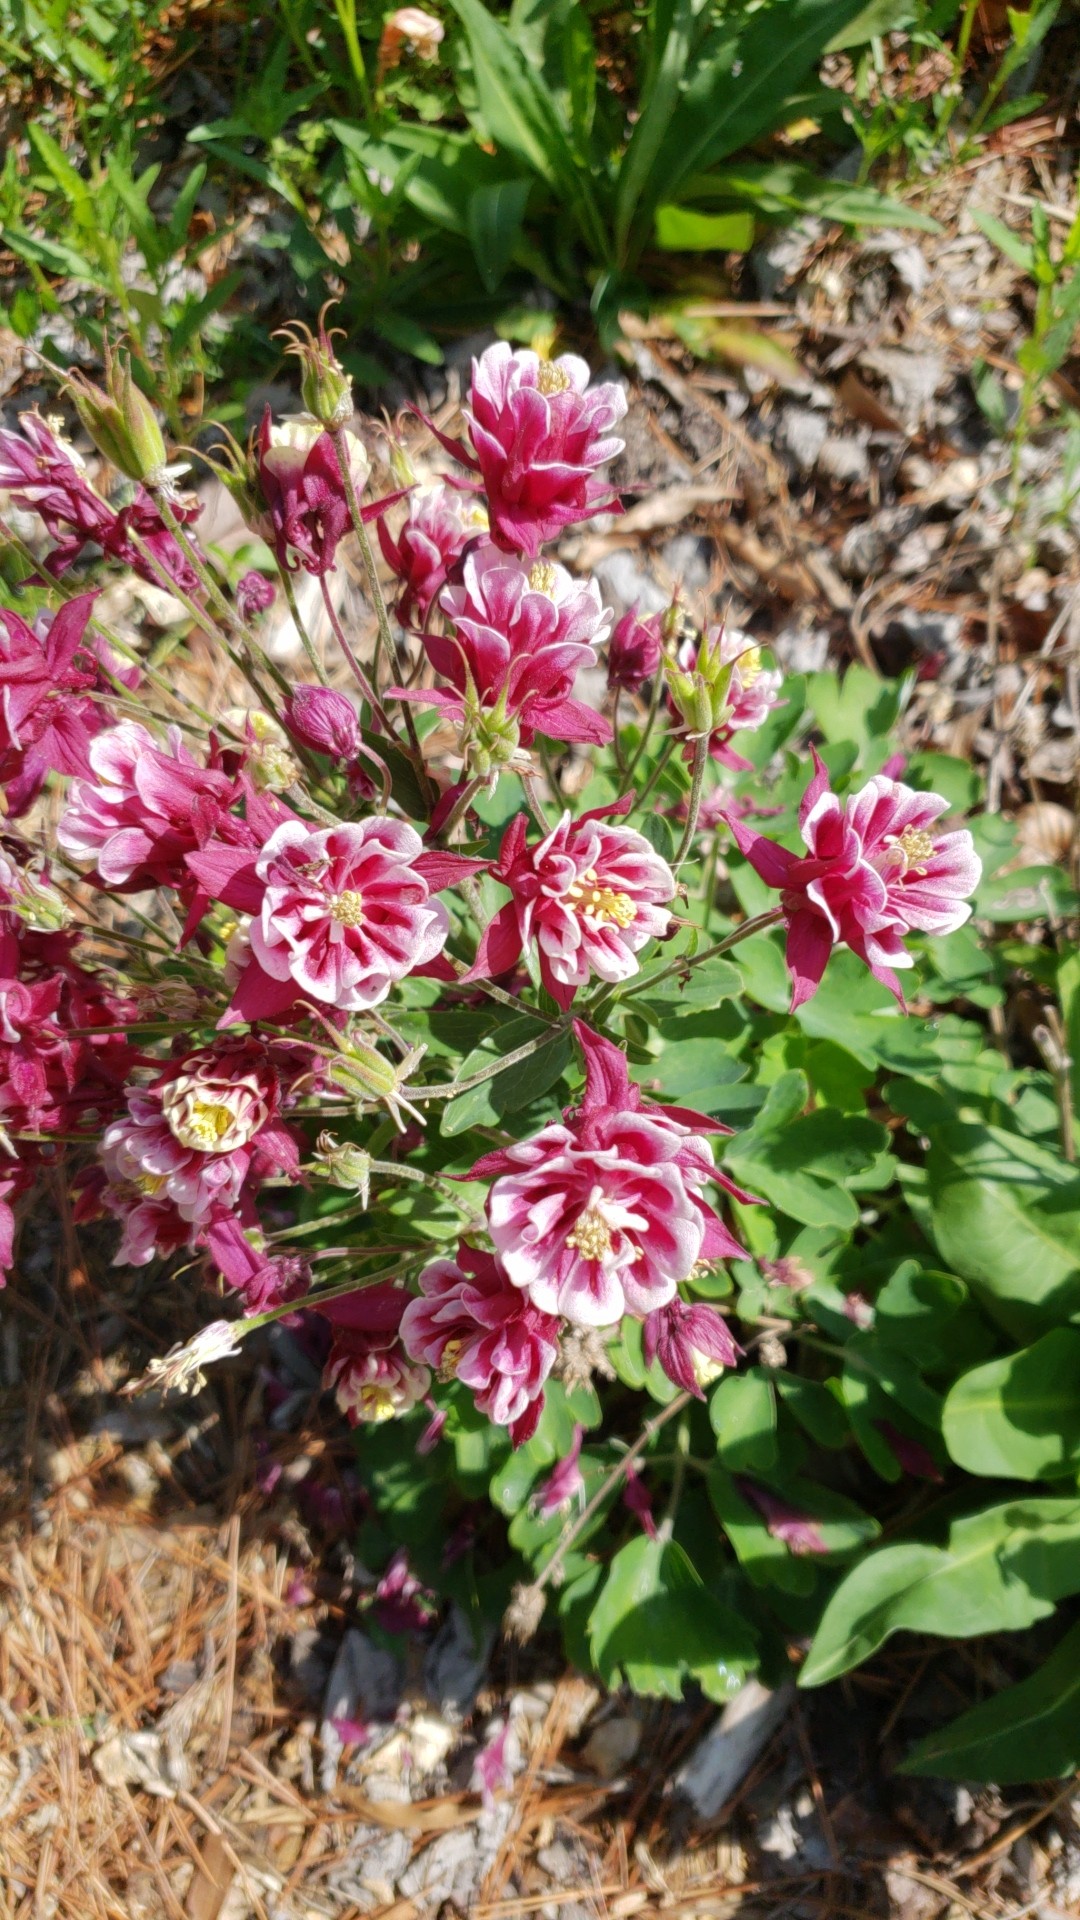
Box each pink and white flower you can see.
[469,1023,754,1329]
[397,541,612,751]
[642,1297,740,1397]
[400,1244,560,1446]
[424,344,627,557]
[101,1041,299,1229]
[241,817,449,1018]
[469,798,675,1009]
[0,593,129,816]
[726,752,982,1007]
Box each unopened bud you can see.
[67,344,169,484]
[314,1132,372,1203]
[283,685,360,761]
[466,700,522,782]
[328,1035,427,1131]
[0,854,70,932]
[277,310,353,430]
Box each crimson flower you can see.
[395,541,612,752]
[376,483,485,624]
[0,594,126,815]
[422,344,626,557]
[0,412,199,590]
[58,718,242,894]
[641,1297,740,1398]
[726,751,982,1007]
[468,1023,754,1329]
[607,605,663,694]
[187,817,482,1024]
[469,797,675,1009]
[400,1243,560,1446]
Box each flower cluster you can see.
[0,324,987,1640]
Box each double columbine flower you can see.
[469,1023,754,1329]
[470,798,675,1009]
[58,719,241,892]
[396,541,613,767]
[727,753,982,1007]
[0,593,129,816]
[202,817,460,1022]
[376,483,486,625]
[400,1245,560,1446]
[428,343,627,558]
[254,412,372,576]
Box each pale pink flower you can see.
[726,752,982,1007]
[471,1718,519,1808]
[400,1244,560,1446]
[325,1338,431,1426]
[452,343,627,557]
[241,817,450,1018]
[534,1424,584,1518]
[469,799,675,1009]
[379,6,445,67]
[397,541,612,750]
[469,1023,754,1329]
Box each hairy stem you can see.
[672,733,709,874]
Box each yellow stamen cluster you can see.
[736,646,762,688]
[329,888,364,927]
[438,1337,465,1383]
[535,359,571,396]
[888,826,936,874]
[566,867,636,929]
[527,560,557,595]
[566,1208,614,1262]
[136,1172,167,1197]
[355,1384,400,1423]
[174,1098,241,1152]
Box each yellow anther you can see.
[566,867,636,929]
[535,359,571,396]
[329,888,364,926]
[566,1208,613,1262]
[528,560,557,595]
[888,826,935,874]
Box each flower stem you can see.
[632,736,678,814]
[593,906,785,1019]
[437,773,486,842]
[279,567,329,686]
[618,670,665,796]
[672,733,709,874]
[318,572,396,735]
[534,1391,692,1595]
[412,1024,564,1101]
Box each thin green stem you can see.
[619,671,665,795]
[436,773,486,842]
[633,736,678,815]
[412,1024,564,1101]
[672,734,709,875]
[593,906,785,1019]
[279,567,329,685]
[318,572,396,735]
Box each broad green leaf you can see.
[943,1330,1080,1480]
[725,1077,889,1230]
[678,159,939,232]
[709,1465,879,1593]
[440,1017,570,1136]
[466,178,531,291]
[801,1497,1080,1685]
[710,1369,778,1471]
[649,1035,747,1113]
[902,1619,1080,1783]
[654,206,755,252]
[588,1535,755,1701]
[925,1122,1080,1337]
[972,208,1035,273]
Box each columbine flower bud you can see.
[327,1036,427,1131]
[665,626,735,738]
[315,1132,372,1203]
[466,694,523,783]
[278,311,354,431]
[66,346,169,485]
[283,685,360,762]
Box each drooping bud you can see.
[277,308,354,431]
[283,685,360,762]
[236,569,276,622]
[314,1132,372,1204]
[66,345,169,485]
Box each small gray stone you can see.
[779,407,828,473]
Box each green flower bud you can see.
[465,692,523,783]
[314,1133,372,1204]
[67,345,169,485]
[277,307,353,430]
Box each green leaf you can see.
[801,1497,1080,1686]
[925,1122,1080,1337]
[466,178,531,291]
[655,205,755,252]
[679,160,940,232]
[440,1017,571,1136]
[708,1466,879,1593]
[710,1369,779,1471]
[724,1073,889,1230]
[588,1535,755,1701]
[971,208,1035,274]
[943,1330,1080,1480]
[902,1619,1080,1783]
[447,0,609,262]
